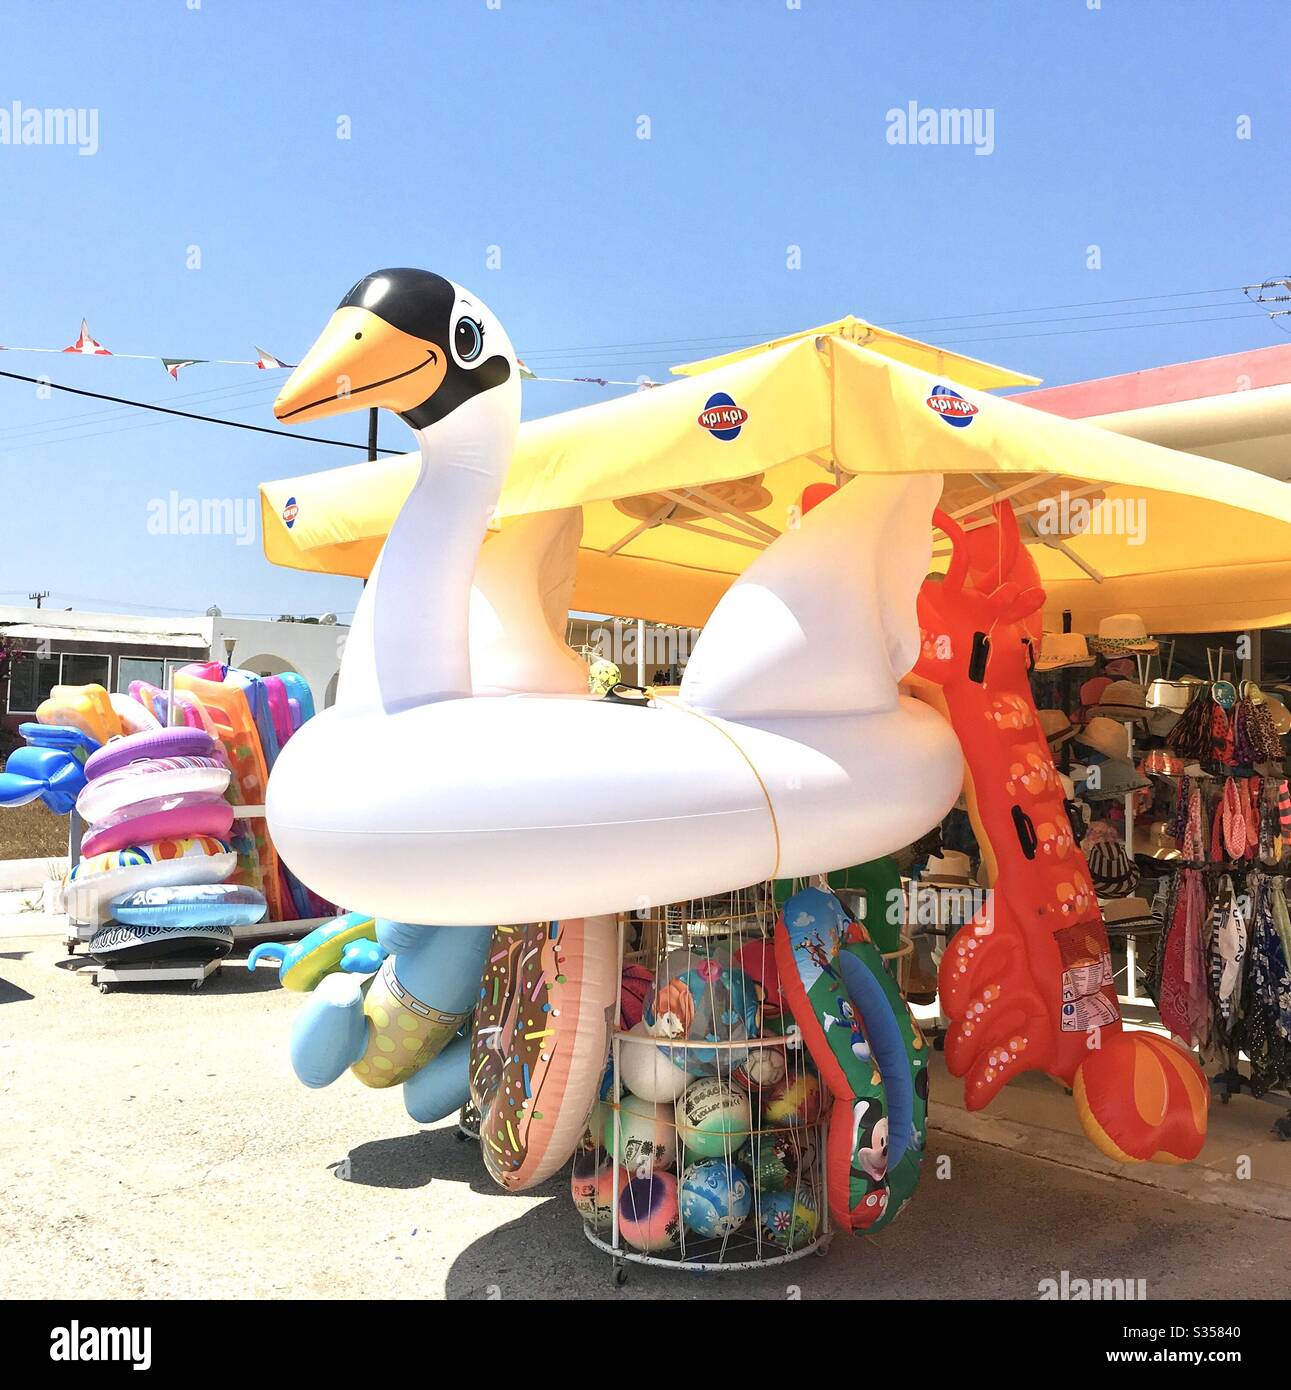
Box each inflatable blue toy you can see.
[110,883,268,929]
[0,723,99,814]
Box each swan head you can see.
[273,269,517,432]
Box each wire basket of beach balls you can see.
[572,885,831,1271]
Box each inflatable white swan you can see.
[266,270,963,925]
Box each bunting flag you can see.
[162,357,205,381]
[255,346,294,370]
[63,319,111,355]
[2,326,643,388]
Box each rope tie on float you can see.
[658,699,782,880]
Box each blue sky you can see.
[1,0,1287,621]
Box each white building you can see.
[0,604,347,735]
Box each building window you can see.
[117,657,166,696]
[5,651,112,715]
[62,653,111,689]
[6,653,62,715]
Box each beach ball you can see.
[602,1092,677,1175]
[680,1158,753,1238]
[570,1148,625,1228]
[618,1171,680,1252]
[620,1022,690,1103]
[677,1077,751,1158]
[749,1130,815,1193]
[620,964,654,1029]
[733,1045,787,1098]
[647,948,759,1075]
[760,1187,819,1251]
[762,1069,825,1127]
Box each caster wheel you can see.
[613,1263,628,1288]
[191,981,202,992]
[932,1034,945,1052]
[98,984,109,995]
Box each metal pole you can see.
[367,408,379,462]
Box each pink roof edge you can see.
[1015,342,1291,418]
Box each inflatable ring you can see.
[81,795,234,858]
[471,917,618,1190]
[110,883,267,929]
[774,886,928,1235]
[248,912,381,991]
[85,726,219,780]
[89,919,234,966]
[70,837,237,914]
[76,757,230,825]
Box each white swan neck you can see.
[336,390,518,714]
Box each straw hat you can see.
[1093,680,1149,721]
[1089,613,1159,654]
[1075,715,1131,761]
[1133,821,1181,861]
[1036,709,1077,746]
[1101,896,1157,934]
[1034,632,1096,671]
[921,850,975,886]
[1102,657,1138,679]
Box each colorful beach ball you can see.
[680,1158,753,1238]
[602,1092,677,1175]
[570,1148,626,1229]
[762,1069,825,1127]
[619,1171,680,1252]
[760,1187,820,1250]
[620,1021,690,1103]
[677,1076,751,1158]
[732,1045,787,1098]
[749,1130,815,1193]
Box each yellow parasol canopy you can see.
[260,324,1291,633]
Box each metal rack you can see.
[579,889,833,1284]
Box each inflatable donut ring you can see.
[247,912,382,991]
[85,726,219,780]
[471,916,618,1191]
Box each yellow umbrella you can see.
[260,326,1291,631]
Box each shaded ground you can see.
[1,926,1288,1301]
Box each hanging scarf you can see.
[1220,777,1248,861]
[1155,866,1210,1047]
[1242,878,1291,1093]
[1167,683,1214,760]
[1207,874,1247,1027]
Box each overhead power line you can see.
[0,369,403,454]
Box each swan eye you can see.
[455,316,484,362]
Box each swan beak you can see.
[273,306,447,423]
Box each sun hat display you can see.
[1089,613,1159,655]
[1033,631,1095,671]
[1145,709,1182,738]
[1133,821,1182,861]
[1036,709,1077,746]
[1092,680,1149,721]
[1147,679,1192,713]
[1079,757,1150,800]
[1075,715,1132,761]
[1086,838,1141,897]
[1078,675,1112,711]
[1141,748,1185,778]
[920,849,975,885]
[1100,895,1157,934]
